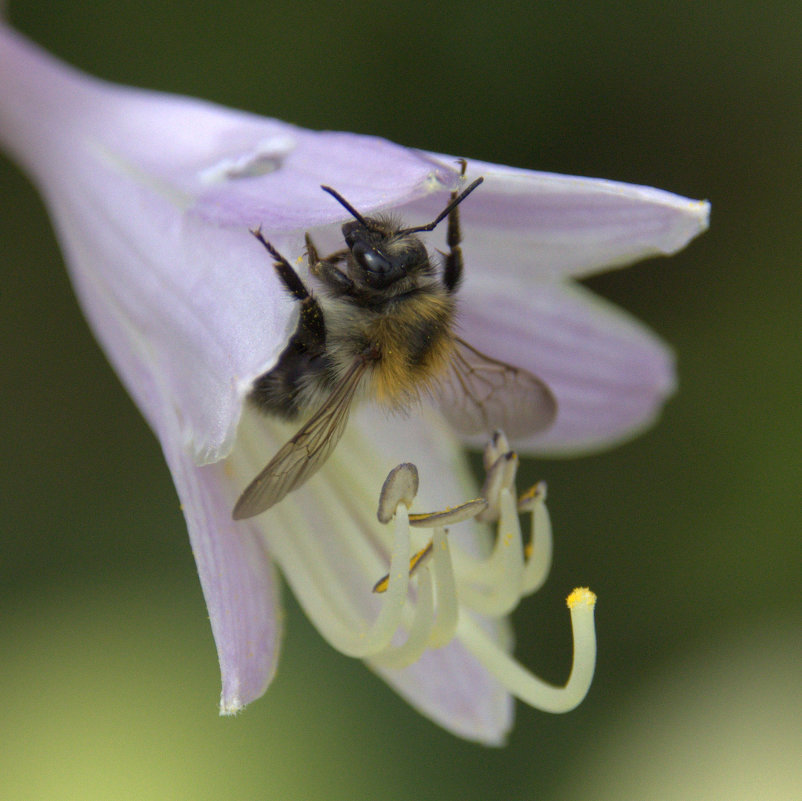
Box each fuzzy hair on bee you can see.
[233,171,557,520]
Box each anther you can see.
[377,463,419,523]
[518,481,547,513]
[477,451,518,522]
[409,498,488,527]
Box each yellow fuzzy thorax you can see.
[366,291,455,407]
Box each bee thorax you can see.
[360,291,456,407]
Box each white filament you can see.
[451,488,526,617]
[457,589,597,713]
[426,527,459,648]
[521,488,553,595]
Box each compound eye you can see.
[353,242,397,286]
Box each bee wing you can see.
[435,337,557,440]
[233,358,369,520]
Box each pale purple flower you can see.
[0,24,709,744]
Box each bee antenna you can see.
[398,177,484,236]
[320,185,371,227]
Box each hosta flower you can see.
[0,24,708,744]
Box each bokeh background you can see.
[1,2,799,799]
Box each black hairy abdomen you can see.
[250,334,334,420]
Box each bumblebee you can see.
[233,170,556,519]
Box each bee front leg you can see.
[250,228,326,343]
[305,233,355,296]
[304,231,321,266]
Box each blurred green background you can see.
[1,2,799,799]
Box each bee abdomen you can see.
[250,337,335,420]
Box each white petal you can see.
[49,234,283,711]
[412,155,710,281]
[371,633,514,746]
[173,458,283,714]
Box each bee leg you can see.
[306,230,349,269]
[315,262,355,296]
[442,190,465,293]
[250,228,326,343]
[442,159,469,293]
[304,233,353,291]
[302,233,355,297]
[304,232,320,265]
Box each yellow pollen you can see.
[408,541,433,573]
[566,587,597,609]
[373,540,434,594]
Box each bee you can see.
[232,169,557,520]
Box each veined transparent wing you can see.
[233,358,369,520]
[435,337,557,440]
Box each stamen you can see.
[451,488,525,616]
[426,527,459,647]
[409,498,488,527]
[483,430,510,471]
[373,497,488,592]
[370,564,435,669]
[519,482,552,595]
[371,526,461,665]
[369,472,491,664]
[324,503,414,658]
[362,504,412,632]
[457,588,597,713]
[477,451,518,523]
[373,541,432,594]
[517,480,546,512]
[311,461,427,656]
[377,463,419,523]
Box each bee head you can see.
[341,219,428,290]
[320,177,483,291]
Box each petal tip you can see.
[687,198,711,235]
[662,196,711,256]
[219,695,244,716]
